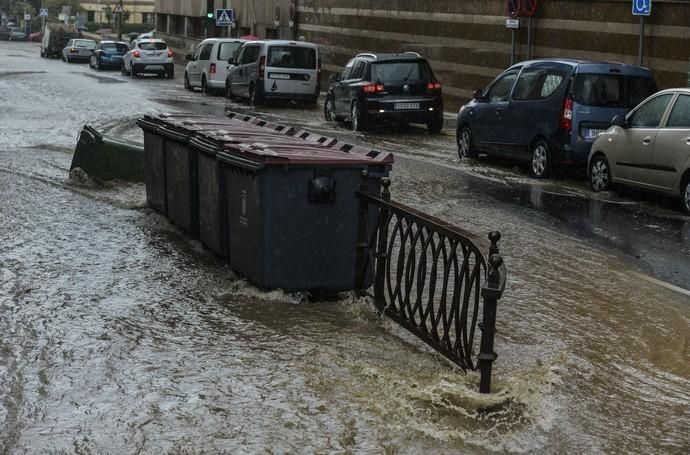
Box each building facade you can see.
[152,0,690,107]
[81,0,155,24]
[298,0,690,108]
[155,0,297,42]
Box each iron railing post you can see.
[374,178,391,306]
[479,231,505,394]
[354,170,370,295]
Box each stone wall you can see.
[298,0,690,109]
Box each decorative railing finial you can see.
[381,177,391,201]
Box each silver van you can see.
[225,40,321,105]
[184,38,246,94]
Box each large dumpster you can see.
[217,142,393,292]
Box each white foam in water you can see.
[216,278,309,305]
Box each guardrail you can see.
[354,171,506,393]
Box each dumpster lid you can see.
[222,142,393,166]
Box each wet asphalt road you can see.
[1,41,689,454]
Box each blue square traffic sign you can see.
[216,9,235,26]
[632,0,651,16]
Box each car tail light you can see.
[167,49,173,58]
[210,63,216,75]
[426,82,442,92]
[259,55,266,80]
[560,96,573,131]
[133,50,140,58]
[362,84,384,94]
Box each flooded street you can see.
[1,41,689,453]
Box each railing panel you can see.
[355,171,506,393]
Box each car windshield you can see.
[218,42,243,61]
[572,74,657,108]
[138,42,167,51]
[266,46,316,69]
[371,61,432,83]
[74,40,96,49]
[103,43,129,52]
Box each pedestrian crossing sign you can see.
[113,4,124,14]
[216,9,235,26]
[39,8,49,17]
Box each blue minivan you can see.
[456,59,657,178]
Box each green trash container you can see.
[70,125,145,182]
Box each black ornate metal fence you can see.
[355,171,507,393]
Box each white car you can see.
[184,38,246,94]
[121,38,174,78]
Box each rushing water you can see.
[1,42,689,454]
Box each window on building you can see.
[87,11,95,22]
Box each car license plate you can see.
[394,102,420,110]
[269,73,290,79]
[584,128,605,140]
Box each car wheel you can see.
[457,126,475,159]
[589,155,611,192]
[324,96,337,122]
[351,101,364,132]
[225,79,234,99]
[167,67,174,79]
[95,57,102,71]
[681,176,690,215]
[130,64,136,78]
[250,83,263,106]
[530,139,551,179]
[427,114,444,134]
[201,76,208,94]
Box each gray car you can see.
[62,38,96,63]
[588,88,690,214]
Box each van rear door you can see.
[263,44,318,96]
[571,68,657,147]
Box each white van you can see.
[225,40,321,105]
[184,38,246,94]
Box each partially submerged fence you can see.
[355,171,507,393]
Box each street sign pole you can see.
[639,16,645,66]
[632,0,652,66]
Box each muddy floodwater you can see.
[1,41,689,454]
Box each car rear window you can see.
[371,61,432,83]
[103,43,128,52]
[75,40,96,49]
[218,42,242,61]
[572,74,657,108]
[138,42,167,51]
[267,46,317,69]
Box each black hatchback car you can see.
[324,52,444,133]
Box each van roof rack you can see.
[403,51,421,57]
[356,53,378,59]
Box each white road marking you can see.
[632,272,690,298]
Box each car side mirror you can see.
[329,73,340,83]
[185,53,193,61]
[472,89,484,100]
[612,115,628,128]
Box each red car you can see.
[29,31,42,42]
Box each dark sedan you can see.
[90,41,130,70]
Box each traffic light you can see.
[207,0,214,20]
